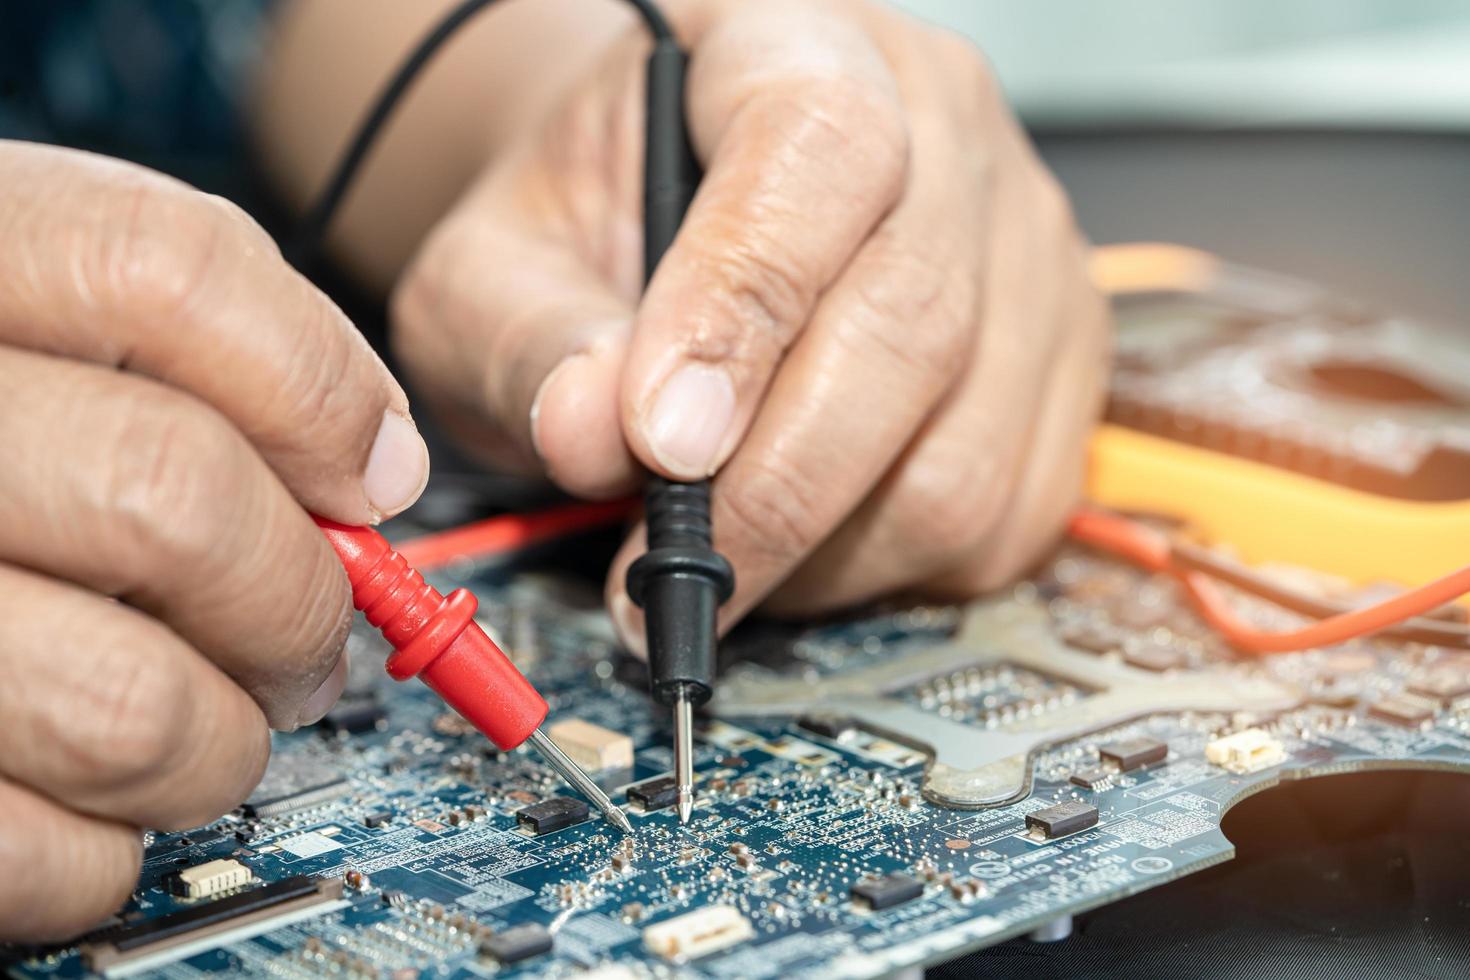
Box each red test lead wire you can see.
[314,517,546,748]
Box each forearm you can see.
[252,0,636,289]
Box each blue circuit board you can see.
[6,550,1470,979]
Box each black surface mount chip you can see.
[850,873,924,910]
[1099,737,1168,772]
[626,776,679,812]
[1027,800,1099,839]
[516,797,589,835]
[481,923,553,964]
[1069,766,1112,790]
[798,712,856,740]
[317,696,386,735]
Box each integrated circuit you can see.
[1368,693,1439,728]
[1069,766,1112,790]
[797,712,857,740]
[516,797,589,836]
[317,695,386,735]
[1099,737,1168,772]
[627,775,679,812]
[850,873,924,911]
[1025,801,1099,839]
[1407,666,1470,704]
[480,923,553,964]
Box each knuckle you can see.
[925,30,1002,126]
[98,389,244,574]
[389,232,464,387]
[158,723,271,831]
[389,257,434,344]
[847,236,973,379]
[390,219,457,335]
[745,72,908,201]
[692,236,813,359]
[936,31,999,103]
[802,74,910,189]
[1032,169,1077,235]
[718,456,829,568]
[253,298,367,453]
[58,643,190,791]
[98,178,233,320]
[389,260,435,373]
[897,456,1003,563]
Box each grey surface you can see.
[1038,130,1470,328]
[891,1,1470,128]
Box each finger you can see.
[0,778,141,943]
[392,152,643,498]
[620,2,911,480]
[0,346,353,729]
[607,102,983,644]
[931,266,1110,593]
[774,169,1106,611]
[0,141,427,522]
[0,563,270,829]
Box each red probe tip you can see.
[313,517,548,749]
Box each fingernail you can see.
[364,410,430,519]
[610,593,647,660]
[296,655,347,728]
[643,364,736,479]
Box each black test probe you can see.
[625,30,736,827]
[296,0,732,827]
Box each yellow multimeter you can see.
[1083,243,1470,597]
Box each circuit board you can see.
[7,544,1468,979]
[6,261,1470,978]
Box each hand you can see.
[0,142,428,939]
[391,0,1109,651]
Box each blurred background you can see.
[4,0,1469,323]
[902,0,1470,326]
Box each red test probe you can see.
[314,517,633,833]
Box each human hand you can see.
[0,142,428,939]
[391,0,1109,652]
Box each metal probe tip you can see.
[674,690,694,824]
[526,727,634,834]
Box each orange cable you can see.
[1068,507,1470,655]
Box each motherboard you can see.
[6,258,1469,978]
